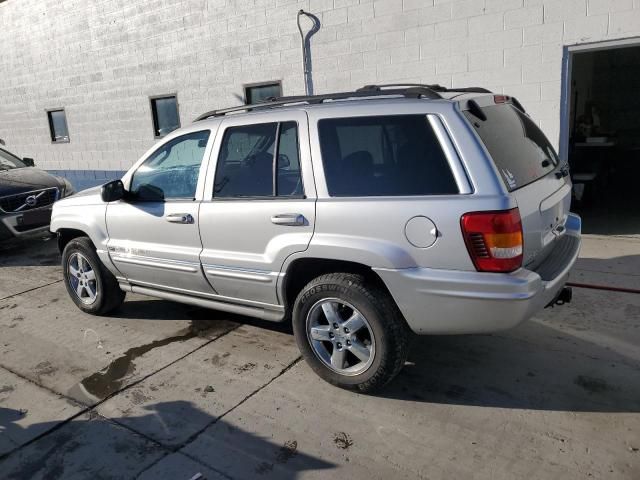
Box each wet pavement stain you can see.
[333,432,353,450]
[34,361,58,376]
[574,375,617,393]
[275,440,298,464]
[70,321,225,403]
[255,461,274,475]
[234,362,257,374]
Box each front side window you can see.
[214,122,302,198]
[318,115,458,197]
[47,109,70,143]
[130,130,210,200]
[151,95,180,138]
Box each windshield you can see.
[464,104,559,191]
[0,148,27,170]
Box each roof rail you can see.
[194,86,444,121]
[359,83,493,94]
[358,83,448,92]
[448,87,493,94]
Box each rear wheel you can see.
[62,237,125,315]
[292,273,410,392]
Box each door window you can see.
[214,121,302,198]
[276,122,303,197]
[130,130,210,200]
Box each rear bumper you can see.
[375,213,582,335]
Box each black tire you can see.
[292,273,410,393]
[62,236,125,315]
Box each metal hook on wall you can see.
[297,10,321,96]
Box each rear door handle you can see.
[271,213,306,226]
[165,213,194,224]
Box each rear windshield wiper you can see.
[555,162,570,179]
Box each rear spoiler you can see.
[465,94,526,122]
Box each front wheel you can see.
[62,237,125,315]
[292,273,410,393]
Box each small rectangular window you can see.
[214,121,302,198]
[47,109,69,143]
[318,115,458,197]
[244,82,282,104]
[150,95,180,138]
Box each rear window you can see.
[318,115,458,197]
[464,104,559,191]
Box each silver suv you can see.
[51,85,581,392]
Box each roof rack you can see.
[358,84,492,94]
[194,84,492,121]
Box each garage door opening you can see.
[563,41,640,236]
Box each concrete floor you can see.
[0,235,638,479]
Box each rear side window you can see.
[214,122,303,198]
[463,104,559,191]
[318,115,458,197]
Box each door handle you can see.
[165,213,194,224]
[271,213,306,226]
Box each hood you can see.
[0,167,64,197]
[53,184,104,209]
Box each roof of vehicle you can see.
[194,84,494,122]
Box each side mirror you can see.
[136,184,165,202]
[23,157,35,167]
[101,179,126,202]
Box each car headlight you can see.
[61,177,76,197]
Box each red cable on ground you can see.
[567,282,640,295]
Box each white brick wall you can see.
[1,0,640,172]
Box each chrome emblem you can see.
[24,195,38,207]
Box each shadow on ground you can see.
[0,401,335,479]
[111,300,292,334]
[97,247,640,415]
[0,236,59,267]
[106,294,640,415]
[383,319,640,413]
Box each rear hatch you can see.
[462,98,571,269]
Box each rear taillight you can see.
[460,208,523,273]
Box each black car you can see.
[0,144,75,241]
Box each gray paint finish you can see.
[51,95,580,335]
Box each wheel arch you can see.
[52,212,120,278]
[57,228,92,253]
[280,257,397,314]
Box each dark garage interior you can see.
[568,44,640,236]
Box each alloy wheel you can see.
[306,298,375,376]
[67,252,98,305]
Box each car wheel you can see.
[62,237,125,315]
[292,273,410,393]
